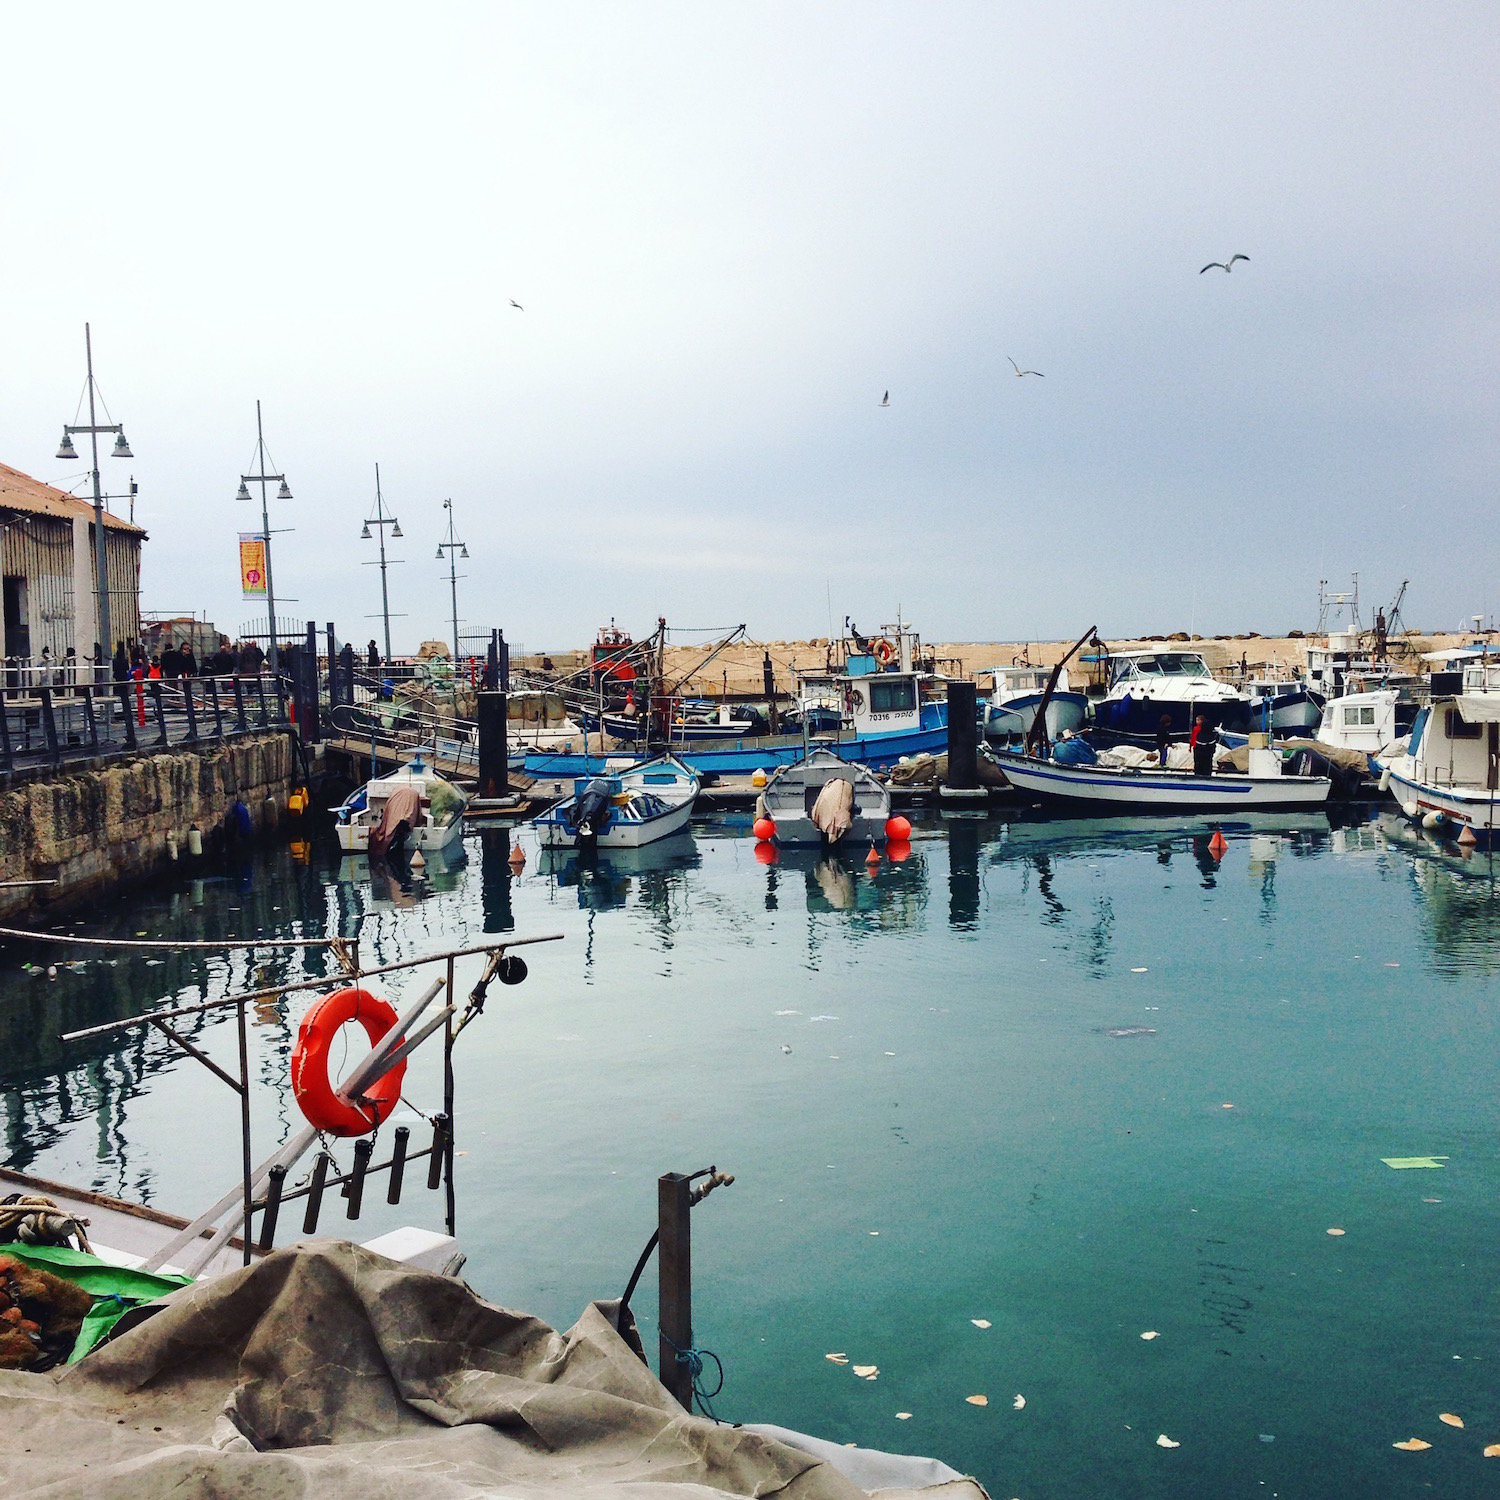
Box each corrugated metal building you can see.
[0,461,145,666]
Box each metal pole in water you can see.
[657,1171,694,1409]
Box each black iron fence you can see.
[0,673,290,777]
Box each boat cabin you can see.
[1405,693,1500,793]
[1107,650,1216,689]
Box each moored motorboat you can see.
[532,753,699,848]
[1376,673,1500,846]
[982,662,1088,744]
[1245,677,1325,734]
[757,747,894,845]
[1092,648,1252,741]
[334,753,468,854]
[992,745,1331,812]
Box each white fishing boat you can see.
[757,747,894,845]
[507,687,587,753]
[532,753,699,848]
[982,662,1088,744]
[1245,677,1325,734]
[1376,671,1500,846]
[1315,682,1425,758]
[993,745,1331,811]
[334,753,468,854]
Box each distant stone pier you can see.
[0,733,292,918]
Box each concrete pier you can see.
[0,733,292,918]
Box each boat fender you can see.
[1421,810,1445,830]
[885,815,912,841]
[291,988,407,1137]
[1378,768,1392,794]
[753,816,776,842]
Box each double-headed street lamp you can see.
[56,323,132,677]
[235,401,293,675]
[360,463,403,662]
[435,498,469,664]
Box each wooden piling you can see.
[946,680,979,790]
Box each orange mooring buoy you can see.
[1208,830,1228,859]
[865,841,881,869]
[508,842,526,870]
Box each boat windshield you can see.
[1155,653,1211,677]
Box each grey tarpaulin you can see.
[0,1240,989,1499]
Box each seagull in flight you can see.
[1199,255,1249,274]
[510,299,524,310]
[1008,358,1043,378]
[880,391,890,406]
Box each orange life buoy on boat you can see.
[874,638,896,666]
[291,987,407,1137]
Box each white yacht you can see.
[1093,648,1252,740]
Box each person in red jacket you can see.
[1190,713,1218,776]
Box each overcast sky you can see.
[2,3,1496,654]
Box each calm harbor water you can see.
[3,808,1499,1498]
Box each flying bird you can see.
[880,391,890,406]
[510,299,524,310]
[1199,256,1249,274]
[1008,358,1043,378]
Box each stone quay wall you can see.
[0,734,292,919]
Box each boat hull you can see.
[1382,766,1500,847]
[536,794,696,849]
[994,752,1331,811]
[524,722,949,778]
[984,691,1088,745]
[336,815,466,854]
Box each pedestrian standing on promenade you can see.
[368,639,380,669]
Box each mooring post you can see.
[477,691,509,800]
[658,1171,694,1409]
[945,680,979,791]
[325,622,338,711]
[300,622,322,744]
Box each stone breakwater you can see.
[0,733,292,918]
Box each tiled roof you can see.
[0,461,145,535]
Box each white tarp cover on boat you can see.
[0,1240,986,1499]
[1453,694,1500,724]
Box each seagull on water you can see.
[1199,256,1249,274]
[1008,358,1043,378]
[880,391,890,406]
[510,299,524,310]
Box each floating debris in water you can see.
[971,1319,991,1329]
[774,1009,799,1017]
[1440,1413,1464,1428]
[1141,1331,1159,1340]
[1130,967,1149,973]
[1106,1027,1156,1039]
[1259,1433,1275,1443]
[895,1411,912,1420]
[1423,1197,1442,1204]
[1383,1156,1448,1169]
[1222,1103,1235,1110]
[1485,1444,1500,1458]
[810,1015,839,1023]
[966,1395,988,1407]
[1392,1438,1431,1451]
[1327,1227,1346,1237]
[781,1045,792,1054]
[826,1352,849,1364]
[1013,1394,1025,1409]
[852,1365,878,1380]
[1156,1434,1179,1448]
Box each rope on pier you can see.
[0,926,340,952]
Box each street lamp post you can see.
[436,499,469,665]
[56,323,133,680]
[360,463,403,662]
[235,401,293,675]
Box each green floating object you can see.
[1381,1156,1449,1170]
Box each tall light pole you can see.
[360,463,403,662]
[56,323,133,678]
[235,401,292,674]
[436,498,469,664]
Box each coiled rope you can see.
[659,1329,725,1423]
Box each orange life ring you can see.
[291,987,407,1137]
[874,638,896,666]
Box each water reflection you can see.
[947,818,981,930]
[1377,814,1500,975]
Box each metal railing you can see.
[326,700,479,774]
[0,672,289,777]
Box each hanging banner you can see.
[239,533,267,597]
